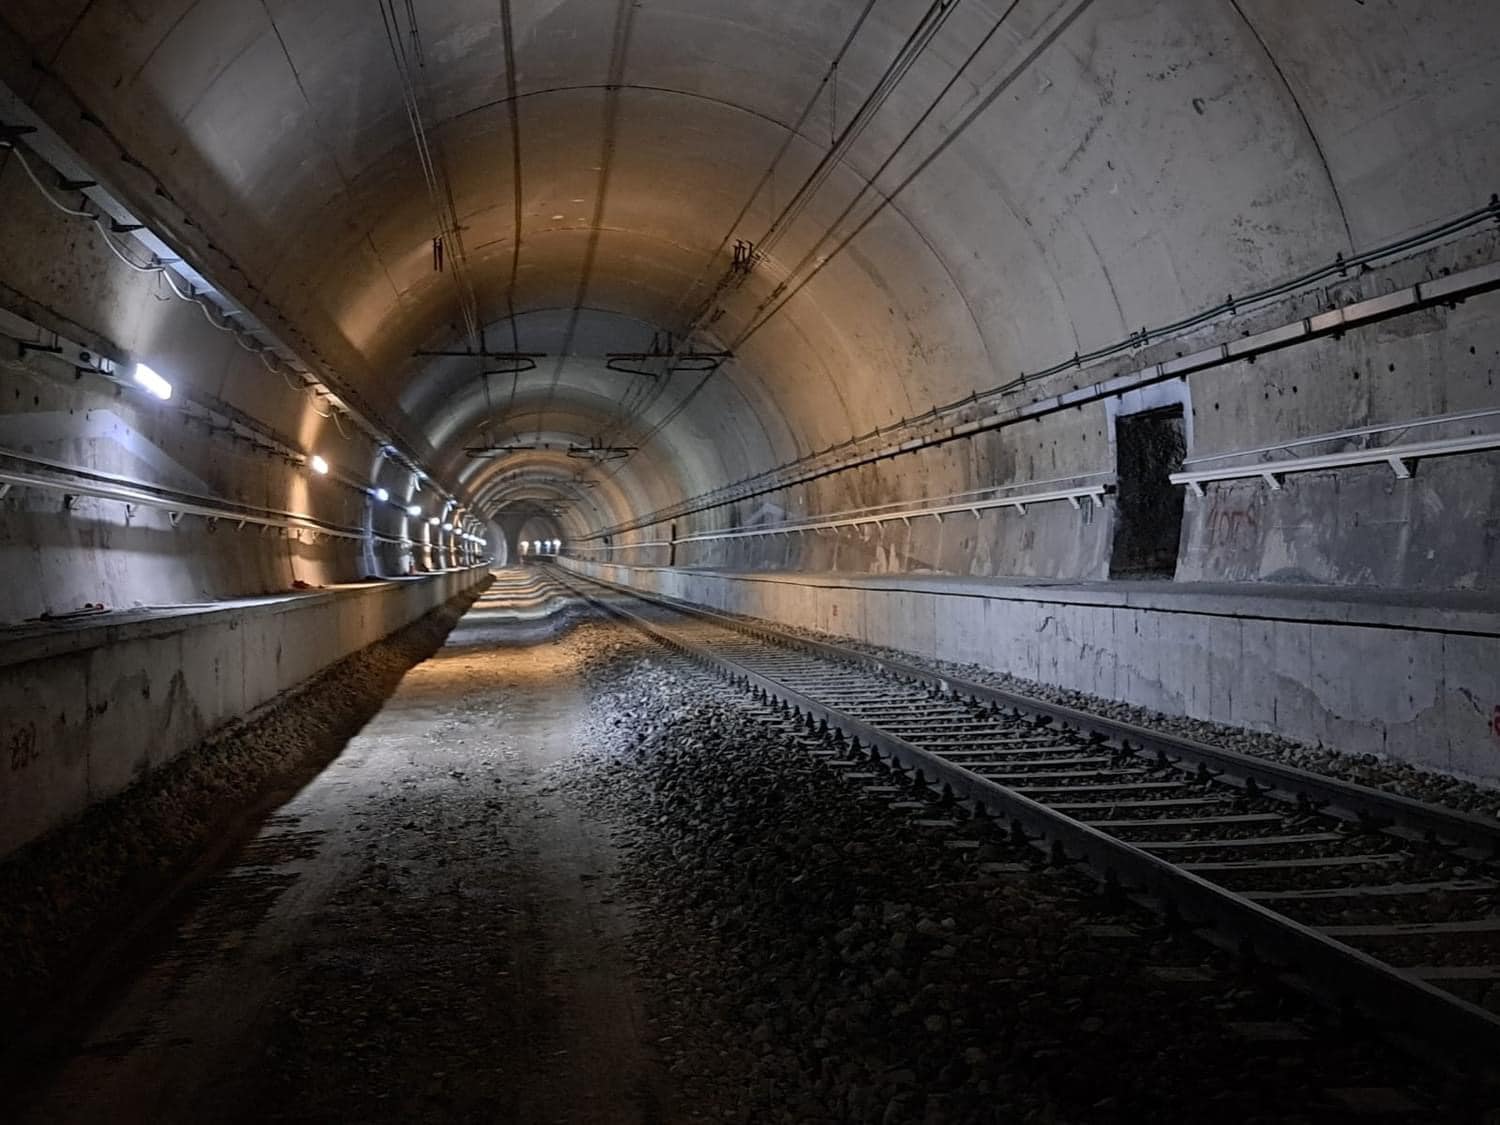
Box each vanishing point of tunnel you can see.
[2,2,1500,1122]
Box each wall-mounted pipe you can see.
[588,219,1500,543]
[0,84,460,506]
[575,473,1111,552]
[1172,431,1500,496]
[0,447,417,546]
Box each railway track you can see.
[549,565,1500,1055]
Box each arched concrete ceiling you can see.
[8,0,1495,524]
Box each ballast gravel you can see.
[560,638,1491,1124]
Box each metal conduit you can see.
[588,242,1500,542]
[0,447,425,548]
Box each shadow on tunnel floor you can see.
[0,580,491,1094]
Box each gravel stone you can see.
[558,635,1492,1123]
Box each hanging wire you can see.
[1,138,368,437]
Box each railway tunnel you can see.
[2,1,1500,1121]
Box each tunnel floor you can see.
[10,580,674,1125]
[8,572,1490,1124]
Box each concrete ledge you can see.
[561,559,1500,785]
[0,566,490,858]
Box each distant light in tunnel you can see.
[428,517,440,526]
[406,504,421,517]
[309,454,330,475]
[373,487,389,502]
[442,522,453,532]
[131,362,173,401]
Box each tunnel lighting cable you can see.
[499,0,528,422]
[594,182,1500,540]
[624,0,1020,459]
[591,0,961,461]
[530,0,637,447]
[11,143,252,335]
[4,104,452,506]
[377,0,488,422]
[603,0,1092,478]
[739,0,1027,341]
[0,139,381,444]
[590,0,883,454]
[735,0,1096,352]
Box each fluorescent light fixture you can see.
[406,504,421,517]
[309,454,330,475]
[132,362,172,401]
[374,487,389,502]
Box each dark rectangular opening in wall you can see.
[1110,405,1186,579]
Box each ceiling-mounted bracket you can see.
[465,442,562,459]
[605,330,733,377]
[415,348,546,379]
[567,440,636,462]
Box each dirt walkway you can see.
[11,581,673,1124]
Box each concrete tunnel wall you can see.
[0,2,1498,834]
[561,556,1500,785]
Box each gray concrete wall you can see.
[0,565,489,859]
[593,243,1500,592]
[563,558,1500,786]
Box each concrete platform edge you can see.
[0,566,491,859]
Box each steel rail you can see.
[552,566,1500,1052]
[573,569,1500,856]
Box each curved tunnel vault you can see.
[8,7,1500,1099]
[0,0,1498,616]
